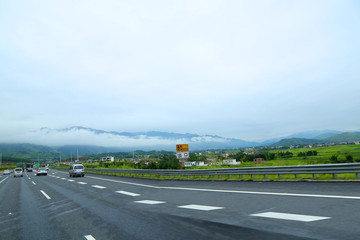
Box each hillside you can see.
[270,138,322,147]
[270,132,360,147]
[324,132,360,143]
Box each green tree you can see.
[158,155,180,169]
[345,154,353,163]
[329,155,338,163]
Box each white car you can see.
[14,168,23,177]
[36,168,48,176]
[3,169,11,175]
[69,164,85,177]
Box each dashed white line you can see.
[134,200,166,205]
[68,179,75,182]
[40,190,51,200]
[250,212,331,222]
[84,235,96,240]
[91,185,107,189]
[116,191,140,197]
[0,176,9,184]
[77,182,87,185]
[32,181,36,185]
[61,178,66,180]
[177,204,224,211]
[85,175,360,200]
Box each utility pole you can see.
[0,152,2,166]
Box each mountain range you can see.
[1,127,360,157]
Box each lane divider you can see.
[84,175,360,200]
[115,190,140,197]
[32,181,36,185]
[250,212,331,222]
[134,200,165,205]
[0,176,9,184]
[91,185,107,189]
[84,235,96,240]
[40,190,51,200]
[178,204,224,211]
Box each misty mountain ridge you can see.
[1,127,359,155]
[33,126,360,149]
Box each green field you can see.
[190,144,360,169]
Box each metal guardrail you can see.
[56,163,360,180]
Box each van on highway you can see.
[69,164,85,177]
[14,168,23,177]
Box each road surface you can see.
[1,170,359,239]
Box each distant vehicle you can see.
[26,164,33,172]
[36,168,48,176]
[3,169,11,175]
[14,168,23,177]
[17,163,25,170]
[69,164,85,177]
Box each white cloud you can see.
[0,0,359,143]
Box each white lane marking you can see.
[32,181,36,185]
[178,204,224,211]
[84,235,96,240]
[61,178,66,180]
[250,212,331,222]
[0,176,9,184]
[40,190,51,200]
[77,182,87,185]
[52,173,55,174]
[68,179,75,182]
[85,175,360,200]
[134,200,165,205]
[91,185,107,189]
[116,191,140,197]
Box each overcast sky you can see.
[1,0,359,145]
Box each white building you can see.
[101,156,115,162]
[222,159,240,165]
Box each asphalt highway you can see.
[1,170,360,240]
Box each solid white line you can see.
[84,235,96,240]
[77,182,87,185]
[91,185,107,189]
[40,190,51,200]
[115,191,140,197]
[85,176,360,200]
[134,200,165,205]
[32,181,36,185]
[250,212,331,222]
[0,176,9,184]
[178,204,224,211]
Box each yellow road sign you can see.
[176,144,189,152]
